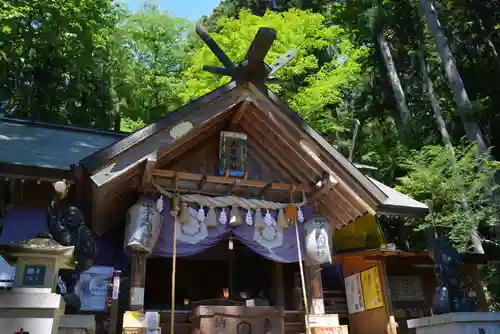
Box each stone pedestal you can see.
[58,314,96,334]
[0,292,65,333]
[407,312,500,334]
[0,238,75,334]
[191,305,284,334]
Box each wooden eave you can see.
[84,81,390,234]
[79,81,243,173]
[332,249,492,265]
[247,83,387,207]
[234,103,379,228]
[0,162,75,183]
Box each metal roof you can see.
[368,177,429,217]
[0,118,125,170]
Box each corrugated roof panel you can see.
[0,121,122,170]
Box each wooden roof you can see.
[80,82,389,235]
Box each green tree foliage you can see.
[396,144,500,250]
[110,4,193,128]
[0,0,120,127]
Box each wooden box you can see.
[191,305,284,334]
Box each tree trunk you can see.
[376,31,411,123]
[418,50,485,254]
[417,51,454,151]
[420,0,488,154]
[467,0,500,69]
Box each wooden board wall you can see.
[341,256,392,334]
[162,129,302,203]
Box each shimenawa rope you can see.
[152,179,307,209]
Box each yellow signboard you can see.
[360,266,384,310]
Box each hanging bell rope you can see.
[291,188,310,334]
[170,194,180,334]
[152,179,307,210]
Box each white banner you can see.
[75,266,114,311]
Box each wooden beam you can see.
[307,173,338,204]
[258,182,273,197]
[81,81,243,170]
[319,196,353,225]
[151,169,310,192]
[317,201,346,230]
[244,106,369,218]
[248,107,324,177]
[141,151,158,191]
[305,264,325,314]
[246,140,299,184]
[0,162,75,183]
[197,175,207,190]
[274,262,285,307]
[252,103,375,215]
[247,129,308,184]
[158,109,232,166]
[247,84,386,208]
[230,99,251,125]
[129,252,148,312]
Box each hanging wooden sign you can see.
[219,131,248,177]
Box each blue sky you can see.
[126,0,222,20]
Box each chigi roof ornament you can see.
[195,23,296,85]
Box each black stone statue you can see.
[46,181,98,313]
[430,235,475,314]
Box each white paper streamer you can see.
[219,207,227,225]
[245,209,253,225]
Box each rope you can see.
[152,179,307,209]
[170,210,178,333]
[295,220,311,334]
[292,191,310,334]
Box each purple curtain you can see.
[0,208,48,243]
[94,225,129,273]
[152,196,312,263]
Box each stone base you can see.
[0,291,65,334]
[407,312,500,334]
[58,314,96,334]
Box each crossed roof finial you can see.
[195,23,296,85]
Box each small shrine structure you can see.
[75,24,447,334]
[0,24,493,334]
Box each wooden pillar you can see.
[108,270,121,334]
[305,264,325,314]
[274,262,285,307]
[465,262,488,311]
[129,252,148,312]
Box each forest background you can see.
[2,0,500,307]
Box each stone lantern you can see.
[0,238,74,334]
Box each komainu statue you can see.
[46,180,97,313]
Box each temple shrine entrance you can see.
[144,241,281,310]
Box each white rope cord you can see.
[152,179,307,209]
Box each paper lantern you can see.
[124,197,163,254]
[304,216,333,265]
